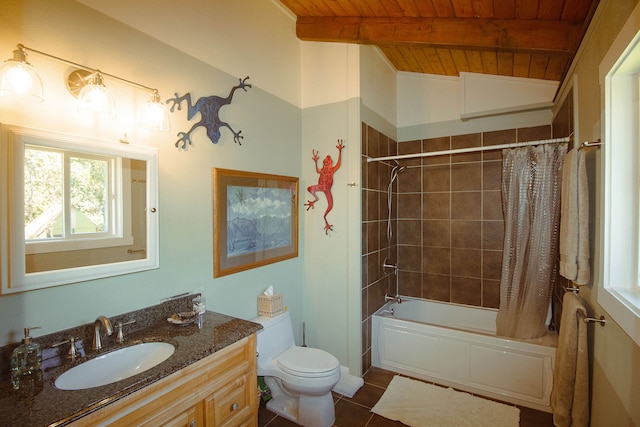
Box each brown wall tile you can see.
[423,193,450,219]
[482,160,502,191]
[368,127,380,158]
[451,192,482,220]
[451,220,481,249]
[482,221,504,250]
[484,129,517,146]
[451,162,482,191]
[398,193,422,219]
[379,219,391,248]
[361,288,368,320]
[398,139,422,167]
[423,219,450,247]
[517,125,551,142]
[423,273,450,301]
[423,137,450,166]
[362,318,369,355]
[452,133,482,163]
[451,248,482,277]
[423,247,451,275]
[482,279,501,308]
[423,164,450,192]
[398,270,422,298]
[482,191,503,220]
[398,166,421,193]
[398,220,422,245]
[398,245,423,271]
[367,222,379,254]
[451,277,482,306]
[367,160,380,191]
[367,252,379,284]
[382,191,392,221]
[482,250,503,280]
[365,281,388,320]
[365,189,377,221]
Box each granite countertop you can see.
[0,306,262,427]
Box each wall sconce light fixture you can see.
[0,45,44,102]
[0,44,170,132]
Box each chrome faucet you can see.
[385,294,402,304]
[93,315,113,350]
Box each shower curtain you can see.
[496,143,567,339]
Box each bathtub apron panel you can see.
[372,299,556,413]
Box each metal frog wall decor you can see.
[305,139,345,235]
[167,76,251,149]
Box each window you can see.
[23,145,130,254]
[599,4,640,347]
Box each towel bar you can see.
[579,140,601,150]
[578,311,606,326]
[563,287,606,325]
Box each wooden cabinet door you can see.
[204,373,256,427]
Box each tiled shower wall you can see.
[361,123,553,373]
[361,124,397,374]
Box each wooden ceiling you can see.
[278,0,599,82]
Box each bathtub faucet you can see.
[385,293,402,304]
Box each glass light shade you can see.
[0,59,44,102]
[77,73,116,119]
[140,93,170,132]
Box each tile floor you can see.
[258,367,554,427]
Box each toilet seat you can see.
[277,346,339,378]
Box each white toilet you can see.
[254,311,340,427]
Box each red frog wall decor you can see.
[305,139,345,235]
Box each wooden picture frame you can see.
[213,168,298,277]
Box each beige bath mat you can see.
[371,375,520,427]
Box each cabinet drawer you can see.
[205,373,254,427]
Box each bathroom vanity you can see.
[0,302,262,427]
[72,334,257,426]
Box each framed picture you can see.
[213,168,299,277]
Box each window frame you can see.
[22,144,134,254]
[0,124,158,293]
[599,6,640,347]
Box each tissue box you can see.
[258,294,283,317]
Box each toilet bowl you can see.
[253,311,340,427]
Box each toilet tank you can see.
[254,311,295,363]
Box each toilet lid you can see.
[277,347,339,377]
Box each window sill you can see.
[25,235,135,254]
[599,286,640,347]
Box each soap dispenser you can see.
[11,326,42,381]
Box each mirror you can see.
[0,124,158,293]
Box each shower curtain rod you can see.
[367,136,583,163]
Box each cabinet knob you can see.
[190,421,196,427]
[231,403,239,411]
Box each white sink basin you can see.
[55,342,175,390]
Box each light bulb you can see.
[77,72,116,119]
[140,91,170,132]
[0,47,44,102]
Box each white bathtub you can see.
[372,297,557,412]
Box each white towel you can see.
[551,292,589,427]
[559,148,590,284]
[332,366,364,398]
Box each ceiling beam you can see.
[296,16,581,55]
